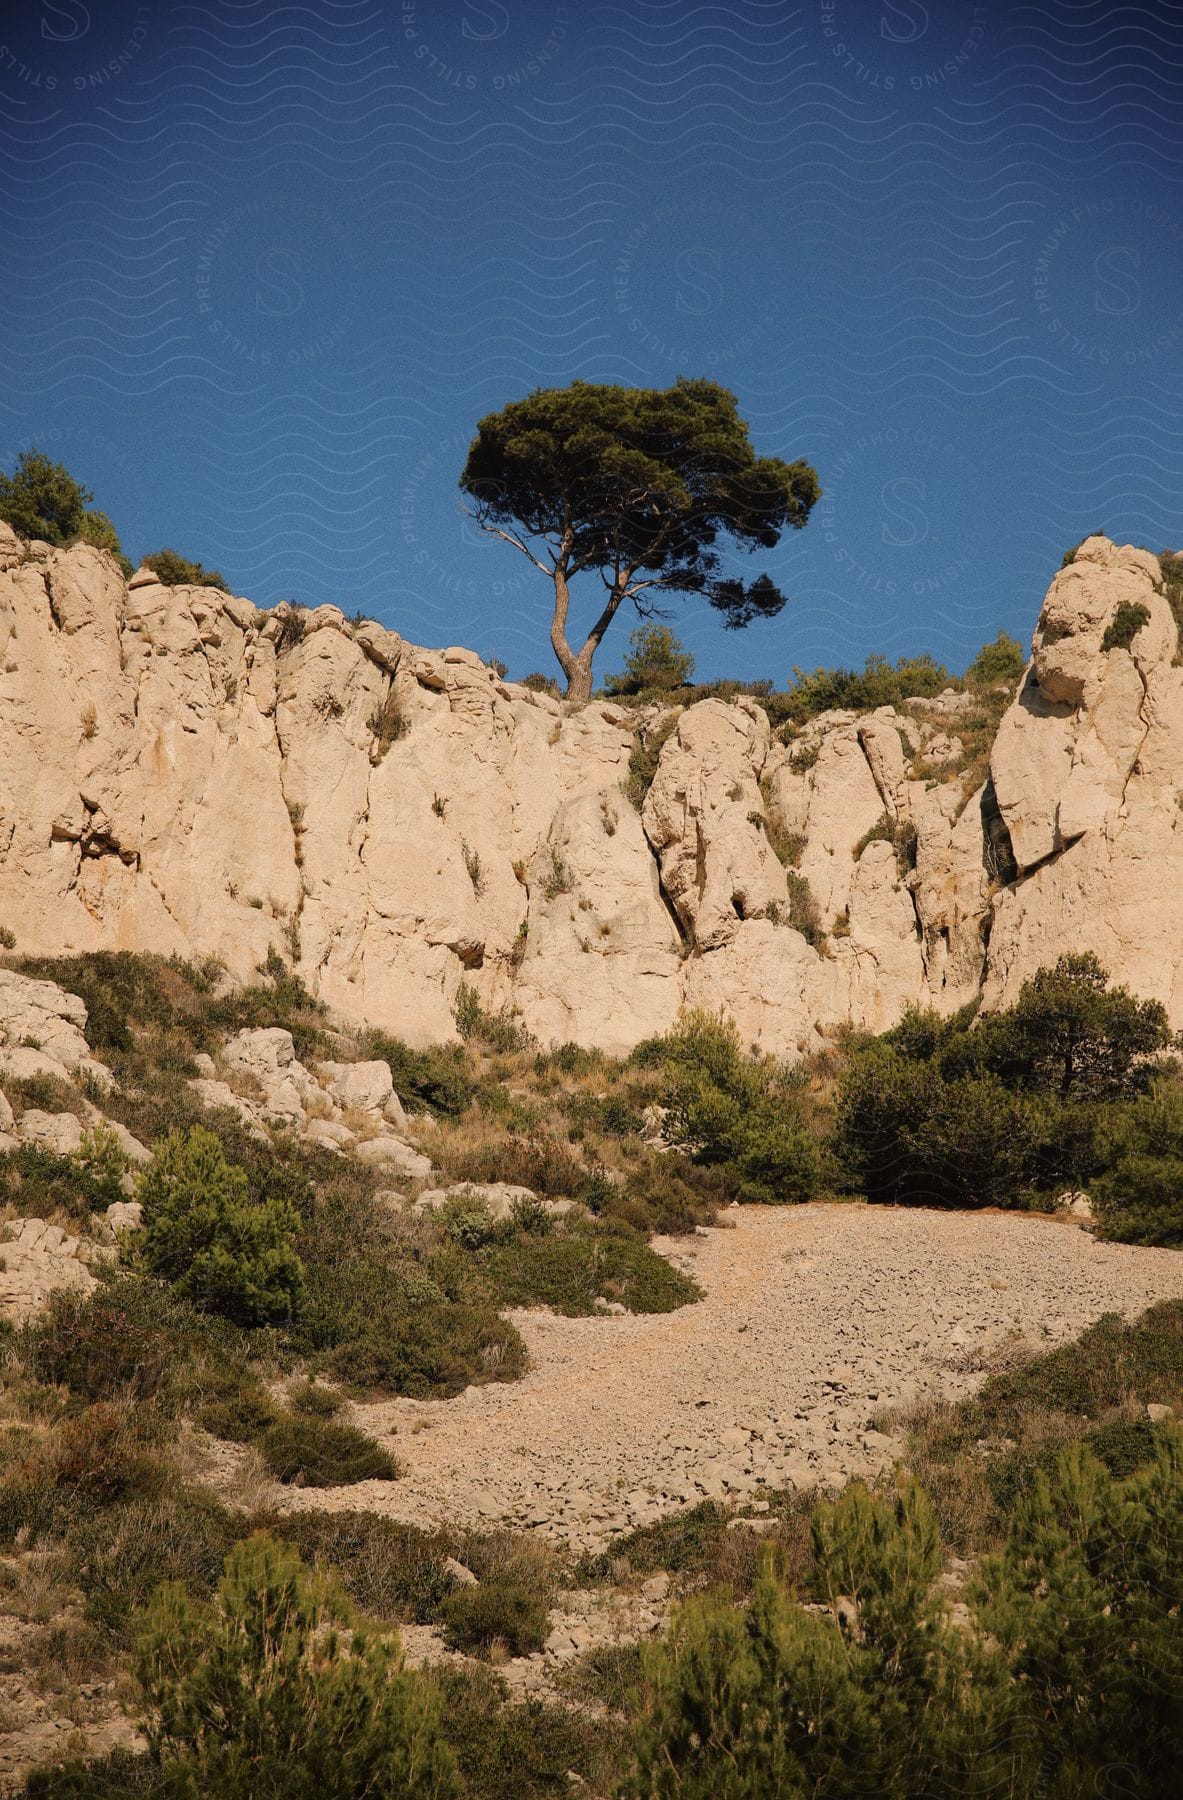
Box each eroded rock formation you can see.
[2,525,1179,1052]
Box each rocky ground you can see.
[279,1204,1183,1553]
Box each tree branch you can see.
[463,508,553,576]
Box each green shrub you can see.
[132,1532,459,1798]
[624,715,679,809]
[195,1382,280,1443]
[0,1405,170,1547]
[555,1640,645,1710]
[626,1439,1183,1796]
[853,810,917,875]
[77,509,134,575]
[835,1044,1038,1207]
[659,1012,820,1204]
[762,815,805,869]
[1157,551,1183,647]
[254,1509,457,1624]
[453,980,532,1052]
[329,1301,527,1399]
[964,630,1025,686]
[361,1030,473,1117]
[142,548,229,591]
[0,1140,128,1226]
[975,1431,1183,1794]
[25,1748,168,1797]
[1101,601,1151,652]
[73,1489,239,1644]
[439,1579,550,1657]
[784,868,826,947]
[833,957,1174,1212]
[260,1414,398,1487]
[1089,1077,1183,1244]
[139,1126,304,1326]
[0,449,91,544]
[438,1190,506,1251]
[368,689,408,756]
[289,1379,342,1418]
[13,948,211,1058]
[70,1122,131,1208]
[435,1665,622,1800]
[954,952,1171,1102]
[618,1154,723,1235]
[480,1227,700,1316]
[895,1299,1183,1552]
[625,1480,1021,1799]
[606,623,696,696]
[27,1288,172,1405]
[781,651,950,724]
[439,1131,587,1199]
[508,1192,555,1236]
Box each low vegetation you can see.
[141,548,229,591]
[626,1430,1183,1799]
[4,935,1183,1794]
[835,952,1176,1212]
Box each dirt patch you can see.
[274,1205,1183,1552]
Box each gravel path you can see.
[287,1206,1183,1552]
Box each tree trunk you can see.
[551,563,630,703]
[549,565,579,691]
[564,653,595,704]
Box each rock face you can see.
[985,537,1183,1017]
[2,523,1182,1051]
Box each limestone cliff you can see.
[1,524,1178,1053]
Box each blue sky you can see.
[2,0,1181,686]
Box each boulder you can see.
[354,1137,433,1181]
[414,1181,541,1221]
[106,1120,151,1165]
[0,1046,74,1086]
[106,1199,143,1235]
[15,1108,85,1156]
[305,1117,355,1151]
[317,1058,402,1123]
[0,968,111,1088]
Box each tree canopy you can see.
[0,447,135,575]
[459,378,819,700]
[0,448,96,546]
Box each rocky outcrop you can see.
[985,537,1183,1016]
[2,524,1181,1051]
[189,1026,434,1180]
[0,1216,104,1324]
